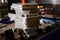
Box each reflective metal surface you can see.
[0,0,7,3]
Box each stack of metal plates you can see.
[11,3,40,30]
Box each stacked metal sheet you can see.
[11,3,40,30]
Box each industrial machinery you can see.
[0,0,9,28]
[38,0,60,20]
[38,0,60,26]
[0,0,14,29]
[0,0,8,20]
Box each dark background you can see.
[8,0,36,12]
[38,0,60,5]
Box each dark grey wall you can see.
[38,0,60,4]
